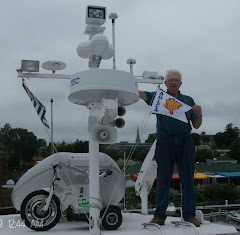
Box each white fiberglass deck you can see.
[0,213,237,235]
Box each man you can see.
[139,69,202,227]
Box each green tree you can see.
[145,133,156,143]
[37,139,47,154]
[0,123,12,152]
[37,139,47,148]
[214,132,225,148]
[55,141,71,152]
[200,132,210,145]
[0,124,39,166]
[126,146,148,162]
[54,140,89,153]
[135,148,149,162]
[224,123,239,146]
[195,149,213,162]
[214,123,239,148]
[191,133,201,146]
[72,140,88,153]
[198,184,239,203]
[101,148,122,161]
[229,137,240,161]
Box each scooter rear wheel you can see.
[21,190,61,231]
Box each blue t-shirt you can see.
[145,90,197,134]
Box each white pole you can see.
[109,13,118,69]
[89,135,101,235]
[88,108,101,235]
[130,64,133,74]
[50,99,54,154]
[112,21,116,69]
[140,183,148,215]
[123,151,126,211]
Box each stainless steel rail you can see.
[141,223,166,235]
[171,221,199,235]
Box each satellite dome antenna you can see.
[127,58,136,74]
[42,60,66,74]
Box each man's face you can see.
[164,73,182,94]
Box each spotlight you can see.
[21,60,39,72]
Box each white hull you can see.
[0,213,237,235]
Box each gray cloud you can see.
[1,0,240,145]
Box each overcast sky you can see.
[1,0,240,144]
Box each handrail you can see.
[141,223,166,235]
[171,221,199,235]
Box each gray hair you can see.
[165,69,182,81]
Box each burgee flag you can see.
[151,90,192,123]
[22,81,50,129]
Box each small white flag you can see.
[151,90,192,123]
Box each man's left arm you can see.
[192,105,202,129]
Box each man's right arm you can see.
[139,90,148,103]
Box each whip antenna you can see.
[109,13,118,69]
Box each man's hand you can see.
[139,90,148,102]
[192,105,202,118]
[192,105,202,129]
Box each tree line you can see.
[0,123,240,167]
[194,123,240,163]
[144,123,240,163]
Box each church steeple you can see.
[135,125,141,143]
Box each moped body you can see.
[12,152,125,231]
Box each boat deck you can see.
[0,213,237,235]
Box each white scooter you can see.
[11,152,125,231]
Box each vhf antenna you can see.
[109,13,118,69]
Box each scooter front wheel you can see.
[101,205,122,230]
[21,190,61,231]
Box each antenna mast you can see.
[109,13,118,69]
